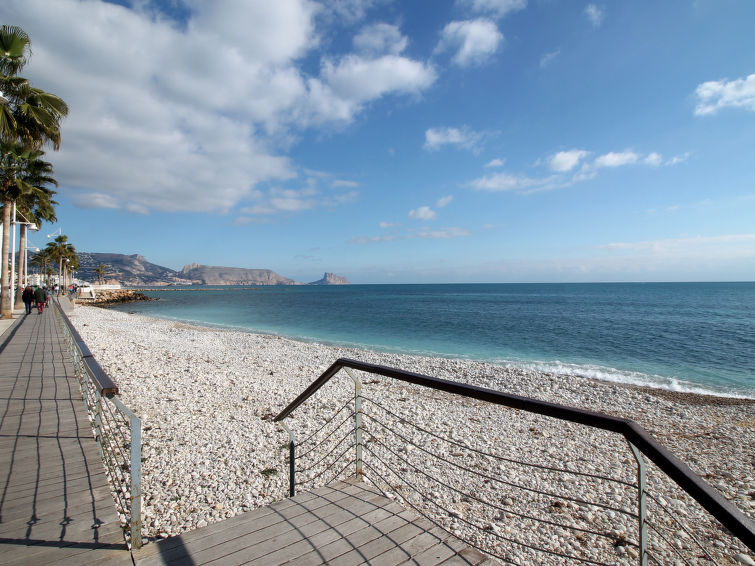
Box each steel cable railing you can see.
[51,299,143,549]
[275,358,755,566]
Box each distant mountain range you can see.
[71,252,350,287]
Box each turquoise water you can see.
[111,283,755,398]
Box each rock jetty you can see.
[80,289,155,307]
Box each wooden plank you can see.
[0,313,128,565]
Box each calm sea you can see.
[111,283,755,398]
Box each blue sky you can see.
[2,0,754,283]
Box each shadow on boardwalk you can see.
[0,309,130,565]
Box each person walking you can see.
[34,286,47,314]
[22,285,34,314]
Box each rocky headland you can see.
[72,252,349,287]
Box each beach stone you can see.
[69,305,754,564]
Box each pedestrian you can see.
[34,285,47,314]
[22,285,34,314]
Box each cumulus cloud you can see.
[457,0,527,19]
[309,54,436,123]
[409,206,437,220]
[548,149,589,172]
[593,151,639,168]
[353,23,407,55]
[424,126,483,151]
[644,152,663,167]
[584,4,605,27]
[436,19,503,67]
[2,0,433,214]
[694,74,755,116]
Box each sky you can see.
[1,0,754,284]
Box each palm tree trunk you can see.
[1,201,12,318]
[14,224,25,309]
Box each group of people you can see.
[21,285,50,314]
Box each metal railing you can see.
[51,298,143,549]
[275,358,755,565]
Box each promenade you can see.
[0,305,493,565]
[0,304,130,565]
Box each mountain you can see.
[71,253,349,286]
[179,263,299,286]
[309,272,351,285]
[75,253,191,286]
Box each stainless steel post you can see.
[628,441,648,566]
[345,369,363,481]
[281,422,296,497]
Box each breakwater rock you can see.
[83,290,156,307]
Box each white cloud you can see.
[379,221,398,228]
[467,172,556,192]
[70,192,121,210]
[321,0,382,24]
[332,179,360,188]
[593,151,639,168]
[539,48,560,68]
[693,74,755,116]
[424,126,483,151]
[485,158,505,167]
[1,0,433,214]
[353,23,407,56]
[666,152,691,166]
[457,0,527,19]
[409,206,437,220]
[436,19,503,67]
[437,195,454,208]
[351,225,469,244]
[600,234,755,253]
[584,4,605,27]
[644,152,663,167]
[548,149,589,172]
[310,54,436,123]
[411,227,470,239]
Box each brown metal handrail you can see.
[275,357,754,552]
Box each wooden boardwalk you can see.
[132,479,493,566]
[0,308,130,565]
[0,305,495,565]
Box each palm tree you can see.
[94,264,108,285]
[44,234,74,295]
[0,25,68,317]
[6,149,58,307]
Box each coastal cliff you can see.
[71,252,349,286]
[180,263,299,286]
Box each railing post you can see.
[345,369,363,481]
[281,422,296,497]
[130,412,142,549]
[628,441,648,566]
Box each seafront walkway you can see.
[0,303,130,565]
[0,303,492,565]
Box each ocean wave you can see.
[497,359,754,399]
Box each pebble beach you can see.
[70,305,754,564]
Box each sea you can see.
[109,282,755,399]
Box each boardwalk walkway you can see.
[0,304,494,565]
[0,306,129,565]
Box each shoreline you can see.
[69,306,754,561]
[109,300,755,402]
